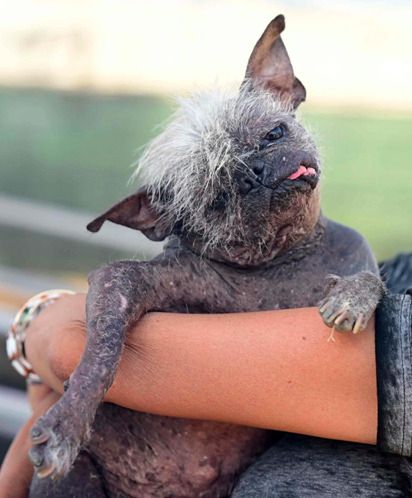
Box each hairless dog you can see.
[29,15,384,498]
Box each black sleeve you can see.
[376,256,412,456]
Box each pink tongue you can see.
[287,165,317,180]
[288,165,307,180]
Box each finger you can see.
[27,382,53,412]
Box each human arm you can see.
[0,293,379,498]
[25,293,378,445]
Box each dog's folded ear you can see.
[243,14,306,109]
[87,188,171,241]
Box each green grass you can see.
[303,111,412,259]
[0,87,411,262]
[0,87,172,212]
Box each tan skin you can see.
[0,294,378,498]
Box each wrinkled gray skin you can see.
[29,15,384,498]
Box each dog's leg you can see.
[29,451,107,497]
[318,271,385,335]
[28,260,159,479]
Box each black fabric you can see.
[379,253,412,295]
[376,253,412,457]
[376,293,412,457]
[232,434,412,497]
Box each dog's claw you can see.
[28,447,44,468]
[319,296,361,336]
[31,427,49,445]
[320,299,368,336]
[353,313,364,335]
[320,302,349,327]
[29,445,56,478]
[334,310,350,326]
[319,302,328,314]
[319,271,383,339]
[329,306,348,325]
[28,398,89,479]
[37,464,55,479]
[31,426,42,438]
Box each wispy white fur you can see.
[132,87,318,251]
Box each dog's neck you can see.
[173,187,322,268]
[174,214,325,269]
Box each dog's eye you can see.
[258,125,285,150]
[265,125,284,141]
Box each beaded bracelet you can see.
[6,289,75,382]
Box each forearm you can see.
[25,294,377,445]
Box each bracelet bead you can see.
[6,289,75,381]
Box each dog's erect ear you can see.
[243,14,306,109]
[87,189,170,241]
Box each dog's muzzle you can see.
[236,151,319,194]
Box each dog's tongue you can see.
[287,165,316,180]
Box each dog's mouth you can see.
[234,154,320,196]
[255,162,319,191]
[283,162,319,188]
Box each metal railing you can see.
[0,193,160,256]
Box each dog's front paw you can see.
[318,272,384,338]
[29,400,90,479]
[319,291,368,335]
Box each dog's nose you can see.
[235,159,266,194]
[251,160,265,176]
[237,176,258,194]
[235,159,266,193]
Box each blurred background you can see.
[0,0,411,460]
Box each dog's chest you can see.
[239,266,324,311]
[190,257,329,315]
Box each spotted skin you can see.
[29,218,384,497]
